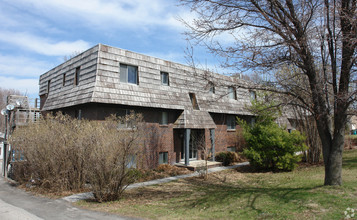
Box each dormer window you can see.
[189,93,199,110]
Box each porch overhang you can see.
[173,109,216,129]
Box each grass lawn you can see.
[77,149,357,219]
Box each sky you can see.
[0,0,231,101]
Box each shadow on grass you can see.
[170,176,325,217]
[342,158,357,169]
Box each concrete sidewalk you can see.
[0,177,136,220]
[63,162,249,203]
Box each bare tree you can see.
[192,130,210,180]
[180,0,357,185]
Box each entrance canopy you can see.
[173,109,216,129]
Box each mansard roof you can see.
[39,44,255,116]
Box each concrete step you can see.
[175,160,222,171]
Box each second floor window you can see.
[161,72,169,86]
[209,83,215,94]
[74,67,80,86]
[250,91,257,100]
[120,64,138,84]
[63,73,66,86]
[47,80,51,93]
[228,86,237,100]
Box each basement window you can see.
[159,152,168,164]
[120,64,138,85]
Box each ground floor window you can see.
[127,155,136,168]
[160,112,168,125]
[159,152,168,164]
[227,115,236,130]
[75,109,82,120]
[227,146,236,152]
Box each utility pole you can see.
[1,109,8,178]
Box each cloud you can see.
[5,0,187,31]
[0,54,51,77]
[0,31,91,56]
[0,76,39,98]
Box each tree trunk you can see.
[324,142,343,185]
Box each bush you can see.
[240,96,307,171]
[10,113,144,202]
[155,164,190,176]
[87,114,144,202]
[215,151,240,166]
[10,114,94,191]
[242,125,306,171]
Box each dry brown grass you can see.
[77,149,357,220]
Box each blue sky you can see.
[0,0,233,100]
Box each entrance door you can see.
[180,129,204,161]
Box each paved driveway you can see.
[0,177,137,220]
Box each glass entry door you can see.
[181,129,203,160]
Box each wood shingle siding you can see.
[39,44,254,127]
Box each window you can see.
[159,152,168,164]
[227,115,236,130]
[47,80,51,93]
[74,67,80,86]
[117,109,137,128]
[189,93,199,110]
[161,72,169,86]
[250,91,256,100]
[127,155,137,168]
[227,146,236,152]
[251,117,256,126]
[161,111,168,125]
[228,87,237,100]
[120,64,138,84]
[63,73,66,86]
[75,109,82,120]
[209,83,215,94]
[116,109,130,118]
